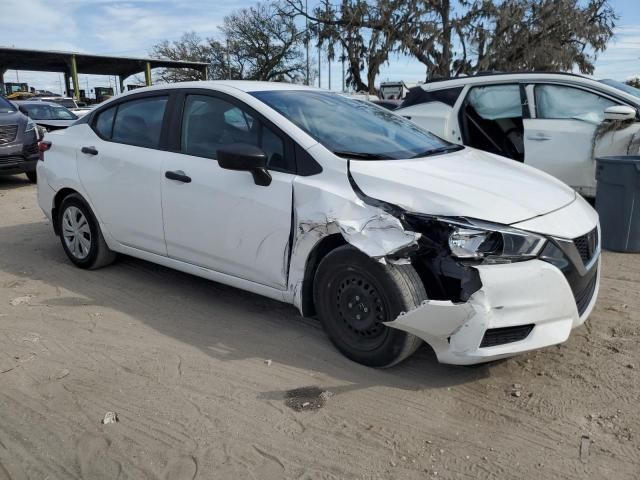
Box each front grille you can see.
[0,125,18,144]
[573,228,598,265]
[480,324,534,348]
[575,268,598,316]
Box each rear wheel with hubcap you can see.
[314,245,427,367]
[58,193,116,269]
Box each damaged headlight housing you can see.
[447,220,546,262]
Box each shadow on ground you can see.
[0,175,33,191]
[0,219,491,397]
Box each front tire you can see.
[58,194,116,269]
[313,245,427,367]
[25,171,37,183]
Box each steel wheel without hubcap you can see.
[314,245,428,367]
[62,206,92,260]
[334,271,389,352]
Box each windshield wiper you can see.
[411,145,464,158]
[333,150,392,160]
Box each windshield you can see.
[251,90,458,159]
[599,79,640,99]
[0,97,15,114]
[22,103,78,120]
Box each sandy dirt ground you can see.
[0,176,638,480]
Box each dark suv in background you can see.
[0,95,39,183]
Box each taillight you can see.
[38,141,51,161]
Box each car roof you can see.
[112,80,320,99]
[416,72,640,105]
[15,100,63,106]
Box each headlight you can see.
[25,118,36,133]
[447,220,546,262]
[403,214,547,263]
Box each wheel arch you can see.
[299,233,347,317]
[52,188,81,236]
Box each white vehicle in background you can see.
[37,97,93,117]
[395,72,640,198]
[37,81,599,368]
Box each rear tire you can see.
[58,193,116,270]
[25,171,37,183]
[313,245,427,367]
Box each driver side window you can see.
[180,94,289,171]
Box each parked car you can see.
[37,97,93,117]
[395,72,640,198]
[16,101,78,133]
[37,81,600,367]
[0,95,39,183]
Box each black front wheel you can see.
[313,245,427,367]
[25,171,37,183]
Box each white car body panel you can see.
[396,73,640,196]
[398,101,455,139]
[161,155,294,288]
[76,124,169,256]
[523,118,598,197]
[37,80,601,366]
[349,147,575,225]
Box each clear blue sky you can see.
[0,0,638,95]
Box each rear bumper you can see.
[388,257,600,365]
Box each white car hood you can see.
[349,147,576,225]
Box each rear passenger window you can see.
[94,106,116,139]
[110,96,168,148]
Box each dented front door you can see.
[161,93,294,289]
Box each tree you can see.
[222,3,306,81]
[311,0,396,93]
[286,0,616,81]
[470,0,617,75]
[149,32,231,82]
[150,2,306,83]
[626,78,640,89]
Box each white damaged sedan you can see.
[37,81,600,367]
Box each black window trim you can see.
[167,88,298,175]
[89,90,173,150]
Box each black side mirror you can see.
[217,143,272,186]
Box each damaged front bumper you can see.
[387,258,600,365]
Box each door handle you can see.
[165,170,191,183]
[81,146,98,155]
[526,134,552,141]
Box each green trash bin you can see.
[595,156,640,252]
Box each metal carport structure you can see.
[0,47,209,100]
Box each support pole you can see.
[144,62,152,86]
[202,66,209,81]
[64,72,71,97]
[318,46,321,88]
[119,75,125,94]
[0,69,5,96]
[70,55,80,101]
